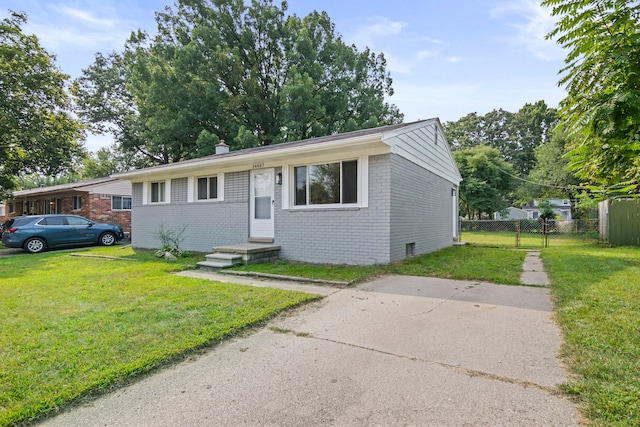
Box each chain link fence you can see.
[459,219,600,248]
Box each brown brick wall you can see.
[86,194,131,233]
[6,192,131,233]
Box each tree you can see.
[523,124,580,200]
[80,146,128,179]
[543,0,640,195]
[537,199,556,221]
[443,101,558,177]
[454,145,517,219]
[0,12,85,196]
[73,0,403,165]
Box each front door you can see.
[250,168,274,239]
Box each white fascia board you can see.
[113,134,386,183]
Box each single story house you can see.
[4,177,132,234]
[113,119,462,265]
[522,199,572,220]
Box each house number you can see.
[252,162,264,169]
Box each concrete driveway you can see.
[40,274,579,426]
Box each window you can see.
[44,199,52,214]
[112,196,132,210]
[66,215,91,225]
[55,198,62,214]
[150,181,166,203]
[73,195,82,210]
[41,216,65,226]
[294,160,358,206]
[197,176,218,200]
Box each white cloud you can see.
[491,0,563,61]
[446,56,463,63]
[344,16,453,75]
[416,50,438,60]
[347,16,407,49]
[56,6,119,28]
[419,36,446,45]
[19,3,141,53]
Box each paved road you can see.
[39,274,578,426]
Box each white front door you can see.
[250,168,274,239]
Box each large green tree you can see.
[454,145,517,219]
[73,0,402,165]
[0,12,85,196]
[543,0,640,194]
[443,101,558,177]
[525,124,580,200]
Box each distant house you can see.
[494,206,528,220]
[113,119,462,265]
[522,199,572,220]
[4,177,132,233]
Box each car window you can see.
[41,217,66,226]
[65,216,91,226]
[11,217,38,227]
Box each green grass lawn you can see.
[460,230,599,248]
[231,245,525,286]
[3,241,639,426]
[389,245,524,285]
[544,245,640,426]
[0,246,319,426]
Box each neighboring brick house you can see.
[4,177,132,234]
[114,119,462,265]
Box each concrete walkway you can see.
[40,270,578,426]
[520,250,550,286]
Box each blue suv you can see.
[1,214,125,253]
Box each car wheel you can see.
[99,232,116,246]
[24,237,46,254]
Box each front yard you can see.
[1,242,639,426]
[0,247,319,426]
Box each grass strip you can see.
[231,245,525,286]
[544,245,640,425]
[0,247,318,426]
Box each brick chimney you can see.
[215,140,230,155]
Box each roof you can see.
[11,177,123,197]
[113,120,439,181]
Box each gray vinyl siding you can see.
[130,172,249,252]
[275,155,391,265]
[384,120,461,185]
[390,154,454,261]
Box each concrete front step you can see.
[198,243,281,270]
[205,253,243,262]
[197,260,237,270]
[198,253,243,270]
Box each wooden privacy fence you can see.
[599,199,640,246]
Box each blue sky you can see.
[2,0,567,152]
